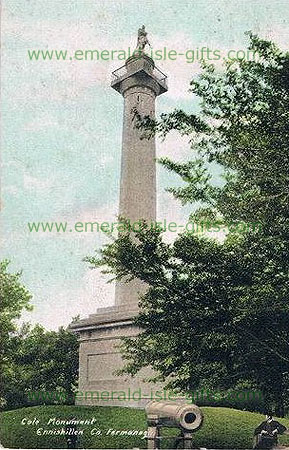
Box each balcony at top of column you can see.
[111,53,168,96]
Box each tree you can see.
[0,260,32,407]
[0,260,79,410]
[86,34,289,415]
[3,323,79,409]
[0,260,32,351]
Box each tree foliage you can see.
[87,34,289,415]
[0,261,78,410]
[0,260,32,359]
[2,323,79,410]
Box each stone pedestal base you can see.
[70,305,160,408]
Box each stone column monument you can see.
[70,27,168,407]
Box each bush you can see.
[1,405,289,449]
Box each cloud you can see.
[23,114,59,132]
[20,268,115,330]
[148,32,201,100]
[3,9,289,103]
[2,20,201,101]
[34,202,119,239]
[157,131,192,160]
[23,173,55,190]
[259,24,289,49]
[3,17,120,99]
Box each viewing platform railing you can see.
[111,63,168,90]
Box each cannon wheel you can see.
[172,432,194,449]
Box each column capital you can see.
[111,55,168,97]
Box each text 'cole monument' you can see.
[71,27,168,407]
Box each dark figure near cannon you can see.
[253,414,287,449]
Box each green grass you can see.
[1,405,289,449]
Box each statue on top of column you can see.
[137,25,151,51]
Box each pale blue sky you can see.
[2,0,289,329]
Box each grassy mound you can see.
[1,405,289,449]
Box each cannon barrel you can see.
[145,401,203,431]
